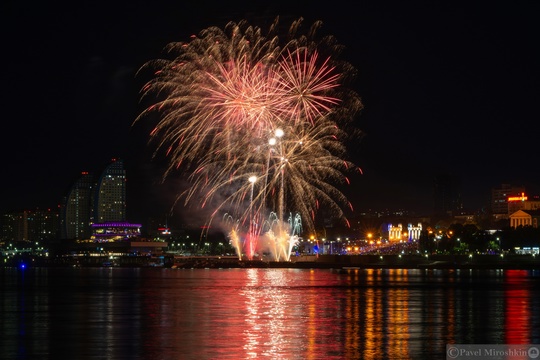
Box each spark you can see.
[135,17,363,260]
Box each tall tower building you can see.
[62,171,94,239]
[433,172,462,217]
[94,158,126,223]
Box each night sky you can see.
[1,0,539,224]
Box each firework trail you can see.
[136,17,363,260]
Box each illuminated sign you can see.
[158,227,171,235]
[508,192,527,202]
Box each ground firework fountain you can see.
[135,17,363,261]
[224,211,301,261]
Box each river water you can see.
[1,267,539,359]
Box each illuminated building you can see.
[88,222,167,257]
[491,183,525,215]
[91,221,141,242]
[28,209,59,242]
[61,158,128,240]
[507,192,540,215]
[508,209,540,228]
[94,158,126,223]
[1,208,59,242]
[62,171,94,239]
[388,224,403,242]
[388,223,422,242]
[407,223,422,241]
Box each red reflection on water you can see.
[505,270,530,345]
[304,269,342,360]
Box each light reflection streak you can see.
[4,268,539,359]
[344,287,362,359]
[306,269,319,360]
[362,269,385,359]
[505,270,531,345]
[242,269,292,358]
[243,269,261,357]
[386,269,410,358]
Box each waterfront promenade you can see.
[3,246,539,270]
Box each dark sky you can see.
[1,0,539,224]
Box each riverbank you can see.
[289,254,540,270]
[142,253,540,270]
[4,253,539,270]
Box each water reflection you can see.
[505,270,531,345]
[1,267,539,359]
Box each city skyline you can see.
[2,159,537,219]
[1,1,539,222]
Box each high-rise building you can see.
[61,158,127,240]
[62,171,94,239]
[0,213,16,242]
[433,172,462,217]
[24,208,60,242]
[94,158,126,223]
[491,183,525,215]
[1,208,59,242]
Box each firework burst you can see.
[135,17,363,259]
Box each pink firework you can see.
[135,17,363,252]
[274,48,342,125]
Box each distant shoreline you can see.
[168,255,540,270]
[5,254,538,270]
